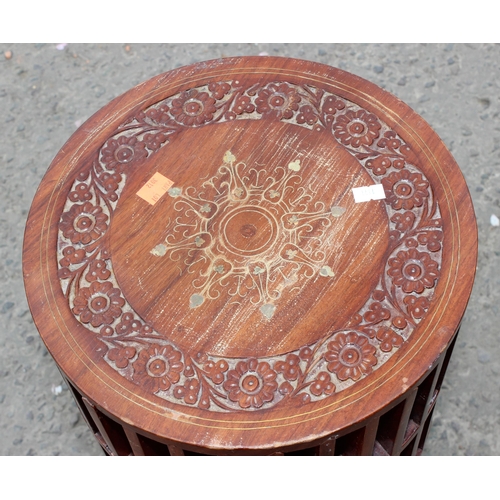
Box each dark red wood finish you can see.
[23,57,477,455]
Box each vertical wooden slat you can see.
[61,374,100,436]
[123,426,146,456]
[59,324,455,458]
[168,443,185,456]
[393,388,418,455]
[81,396,118,455]
[361,417,379,456]
[399,435,418,456]
[424,358,445,417]
[434,331,459,393]
[81,397,132,456]
[319,437,336,456]
[417,405,436,453]
[413,357,446,448]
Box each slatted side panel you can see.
[62,332,458,456]
[317,331,459,456]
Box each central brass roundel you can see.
[220,207,278,256]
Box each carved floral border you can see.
[57,79,443,411]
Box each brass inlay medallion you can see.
[151,151,344,318]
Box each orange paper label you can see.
[136,173,174,205]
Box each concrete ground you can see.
[0,43,498,456]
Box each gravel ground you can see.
[1,43,498,456]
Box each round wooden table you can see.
[23,57,477,455]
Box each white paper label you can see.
[352,184,386,203]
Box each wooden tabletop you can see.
[23,56,477,451]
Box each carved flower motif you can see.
[113,312,140,335]
[377,131,403,151]
[274,354,301,381]
[108,346,136,368]
[223,358,278,409]
[404,295,430,319]
[389,230,401,245]
[173,378,200,405]
[69,183,92,202]
[85,259,111,282]
[279,381,293,396]
[234,95,255,115]
[59,246,86,267]
[376,327,403,352]
[226,95,255,120]
[388,248,440,293]
[296,105,318,126]
[325,332,377,381]
[204,359,229,385]
[59,202,108,245]
[360,327,377,339]
[143,132,168,152]
[382,170,429,210]
[133,345,184,393]
[140,104,171,125]
[100,325,114,337]
[99,172,122,192]
[391,211,416,232]
[72,281,125,327]
[322,95,345,122]
[100,136,147,172]
[392,316,408,330]
[363,302,390,324]
[365,156,392,176]
[171,89,216,126]
[208,82,231,100]
[310,372,336,397]
[406,237,418,248]
[333,110,381,148]
[299,347,313,361]
[365,155,404,175]
[417,231,443,252]
[255,83,300,120]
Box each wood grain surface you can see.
[23,56,477,452]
